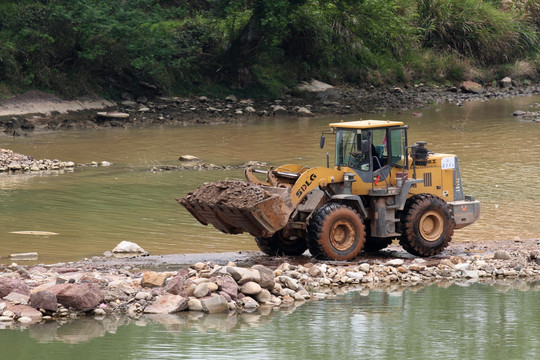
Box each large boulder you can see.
[178,155,201,162]
[500,76,512,88]
[50,283,104,310]
[141,271,168,288]
[144,294,189,314]
[459,81,483,94]
[193,283,210,298]
[241,296,259,311]
[272,105,289,116]
[3,292,30,305]
[296,79,334,92]
[296,79,340,102]
[201,295,229,313]
[2,302,42,321]
[255,289,273,304]
[216,276,238,300]
[111,241,148,255]
[240,281,262,296]
[252,265,275,290]
[0,277,30,298]
[297,107,314,117]
[227,267,260,284]
[30,290,58,311]
[165,269,193,296]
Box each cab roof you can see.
[329,120,404,129]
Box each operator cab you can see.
[329,120,408,183]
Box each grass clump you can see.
[416,0,538,65]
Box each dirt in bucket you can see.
[182,180,273,208]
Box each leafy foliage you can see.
[0,0,539,98]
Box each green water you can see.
[1,97,539,263]
[1,282,539,359]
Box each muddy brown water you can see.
[0,96,539,264]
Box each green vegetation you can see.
[1,0,540,99]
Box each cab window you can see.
[389,127,406,167]
[335,129,369,169]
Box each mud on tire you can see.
[255,230,307,256]
[399,194,455,256]
[307,203,366,261]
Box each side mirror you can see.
[361,139,370,154]
[320,135,326,149]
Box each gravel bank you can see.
[2,83,540,133]
[1,239,538,328]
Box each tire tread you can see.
[399,194,455,256]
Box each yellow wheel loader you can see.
[179,120,480,260]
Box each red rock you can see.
[165,269,192,296]
[0,277,30,298]
[49,283,104,310]
[216,276,238,300]
[218,291,232,302]
[144,294,188,314]
[30,290,58,311]
[3,302,42,320]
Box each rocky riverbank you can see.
[0,146,262,175]
[1,239,538,328]
[0,148,76,173]
[2,79,540,134]
[0,148,112,174]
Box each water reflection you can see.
[14,306,279,344]
[1,279,537,347]
[0,169,73,189]
[28,318,122,344]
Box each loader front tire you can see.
[307,203,366,261]
[399,194,455,256]
[255,231,307,256]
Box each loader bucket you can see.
[178,181,295,239]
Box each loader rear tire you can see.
[307,203,366,261]
[255,231,307,256]
[399,194,455,256]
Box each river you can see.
[1,96,539,264]
[1,95,539,358]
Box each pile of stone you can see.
[151,163,236,172]
[0,148,75,173]
[151,158,267,172]
[0,148,113,174]
[1,245,539,326]
[512,108,540,122]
